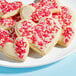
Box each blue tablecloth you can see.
[0,51,76,76]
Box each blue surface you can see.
[0,51,76,76]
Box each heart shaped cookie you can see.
[3,37,29,62]
[0,0,23,18]
[52,6,74,46]
[15,18,61,55]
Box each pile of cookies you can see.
[0,0,75,62]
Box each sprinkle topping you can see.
[40,0,58,9]
[15,38,27,58]
[62,27,74,43]
[31,7,51,23]
[0,17,16,28]
[18,19,60,50]
[0,0,22,14]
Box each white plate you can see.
[0,0,76,68]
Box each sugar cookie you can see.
[52,6,74,46]
[32,0,61,13]
[3,37,29,62]
[0,0,23,18]
[15,18,61,55]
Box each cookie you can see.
[57,27,74,47]
[3,37,29,62]
[52,6,74,46]
[0,0,23,18]
[0,28,13,51]
[20,5,52,23]
[15,18,61,55]
[20,5,36,20]
[32,0,61,13]
[0,17,16,30]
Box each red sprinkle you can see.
[15,38,27,58]
[62,27,74,43]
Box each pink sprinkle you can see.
[15,38,27,58]
[62,27,74,43]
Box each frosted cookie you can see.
[3,37,29,62]
[12,14,21,22]
[52,6,74,46]
[0,28,13,51]
[32,0,61,13]
[20,5,52,23]
[15,19,61,55]
[0,0,23,18]
[58,27,74,47]
[0,17,16,30]
[8,27,17,40]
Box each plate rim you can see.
[0,49,75,68]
